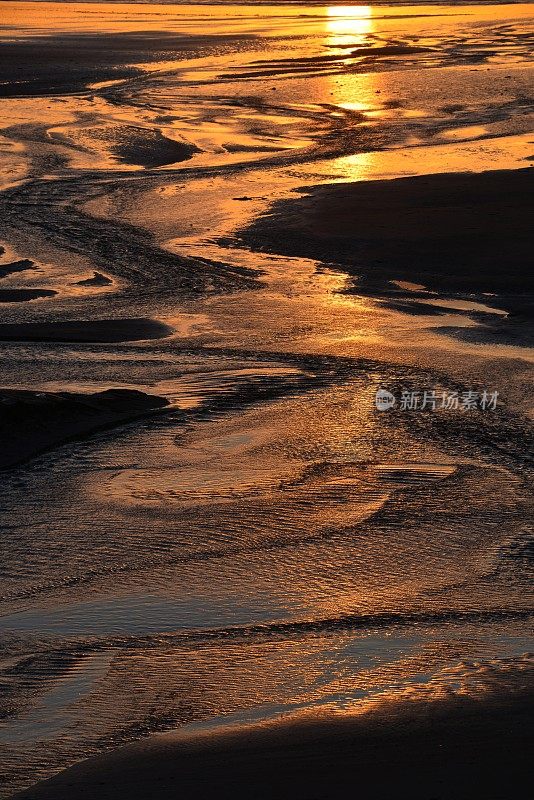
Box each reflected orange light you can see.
[325,7,378,181]
[326,5,374,47]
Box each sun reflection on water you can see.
[326,5,374,46]
[325,6,379,180]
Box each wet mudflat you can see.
[0,3,532,798]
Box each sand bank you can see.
[15,672,532,800]
[0,388,169,470]
[0,318,173,342]
[243,168,533,296]
[0,259,36,278]
[0,30,255,98]
[0,289,56,302]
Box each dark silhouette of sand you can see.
[75,272,113,287]
[108,126,200,169]
[0,31,255,98]
[0,288,56,302]
[0,259,36,278]
[0,388,169,470]
[243,168,533,296]
[0,318,173,342]
[241,168,534,345]
[15,681,533,800]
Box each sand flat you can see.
[243,168,534,294]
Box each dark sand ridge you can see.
[0,388,169,470]
[0,318,173,343]
[101,126,199,169]
[239,167,534,347]
[75,271,113,287]
[15,661,533,800]
[0,259,36,278]
[0,289,57,302]
[242,168,533,296]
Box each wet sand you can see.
[0,30,256,98]
[243,167,534,297]
[0,260,36,279]
[15,670,533,800]
[0,289,57,302]
[0,318,174,342]
[0,388,169,469]
[0,3,533,799]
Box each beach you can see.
[15,663,534,799]
[0,3,533,797]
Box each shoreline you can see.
[15,669,533,799]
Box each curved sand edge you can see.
[0,318,173,343]
[0,388,170,469]
[15,674,533,800]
